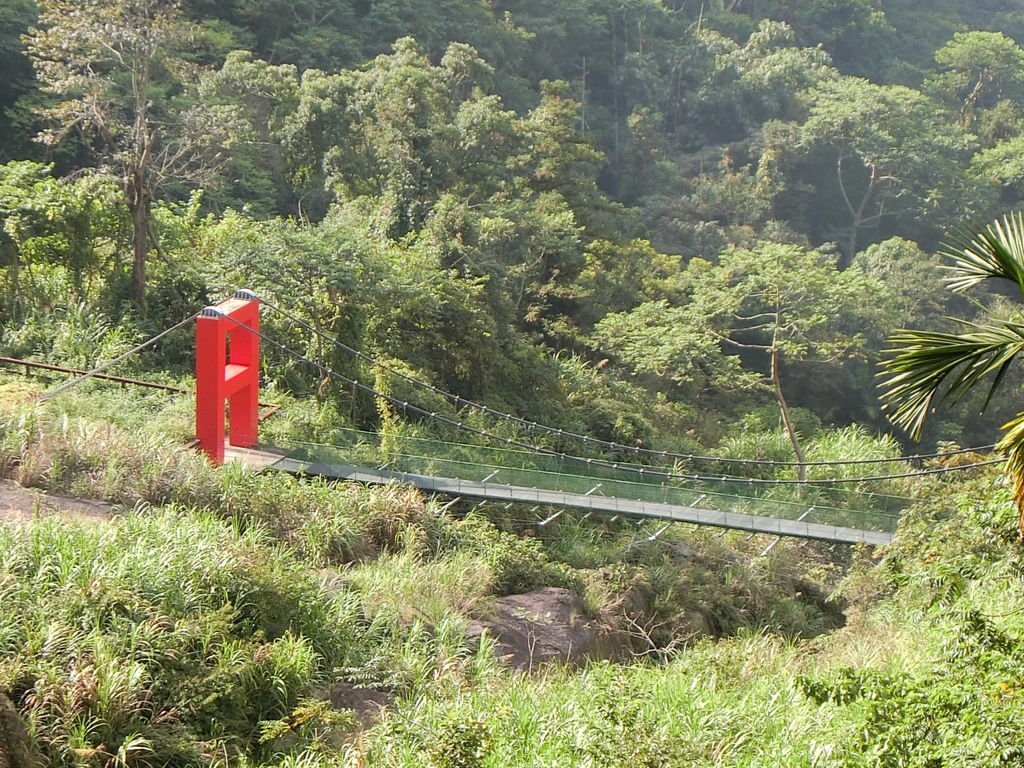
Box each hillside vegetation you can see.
[1,0,1024,450]
[0,387,1019,766]
[1,0,1024,764]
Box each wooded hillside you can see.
[3,4,1024,766]
[2,0,1024,456]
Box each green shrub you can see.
[427,714,492,768]
[443,514,578,596]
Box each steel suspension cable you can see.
[40,312,200,401]
[222,314,1000,493]
[255,295,995,467]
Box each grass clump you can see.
[214,467,441,565]
[440,514,579,596]
[0,506,366,766]
[0,405,220,508]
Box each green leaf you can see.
[942,211,1024,295]
[879,319,1024,438]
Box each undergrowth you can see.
[2,397,1018,765]
[341,473,1024,767]
[0,506,364,766]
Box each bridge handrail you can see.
[285,440,903,532]
[285,430,922,508]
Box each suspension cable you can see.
[40,312,200,401]
[222,313,1002,491]
[255,295,995,467]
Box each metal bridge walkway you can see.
[226,445,894,546]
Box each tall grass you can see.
[343,471,1024,767]
[0,402,857,655]
[0,405,220,507]
[348,634,834,767]
[5,395,1014,766]
[0,505,372,766]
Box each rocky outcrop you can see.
[466,587,631,672]
[325,682,395,728]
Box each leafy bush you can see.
[794,474,1024,766]
[3,300,136,370]
[443,514,578,596]
[426,714,492,768]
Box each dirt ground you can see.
[0,480,113,524]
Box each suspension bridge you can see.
[31,290,1005,547]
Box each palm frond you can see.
[997,412,1024,537]
[878,318,1024,438]
[942,211,1024,294]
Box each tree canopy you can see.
[0,0,1022,456]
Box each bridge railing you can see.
[280,428,908,534]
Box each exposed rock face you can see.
[466,587,630,672]
[0,693,38,768]
[326,682,395,728]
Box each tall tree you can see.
[199,51,304,216]
[797,77,977,262]
[926,31,1024,135]
[0,160,125,312]
[25,0,228,307]
[791,0,894,78]
[0,0,37,158]
[280,39,627,340]
[597,243,895,478]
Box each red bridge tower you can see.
[195,290,260,464]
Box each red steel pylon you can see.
[195,290,260,464]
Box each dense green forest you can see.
[3,1,1024,766]
[3,0,1024,452]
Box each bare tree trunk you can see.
[128,176,149,309]
[837,155,877,268]
[770,344,806,482]
[8,254,20,319]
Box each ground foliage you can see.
[346,472,1024,768]
[0,394,1003,765]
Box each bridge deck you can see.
[225,445,893,546]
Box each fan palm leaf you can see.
[999,412,1024,536]
[942,211,1024,294]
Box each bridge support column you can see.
[196,290,260,464]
